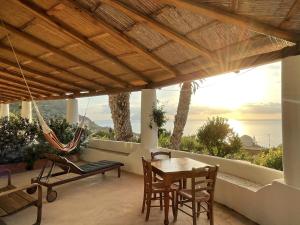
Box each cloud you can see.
[185,102,281,121]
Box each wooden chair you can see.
[0,169,42,225]
[151,151,171,161]
[141,157,177,221]
[151,151,184,201]
[175,165,219,225]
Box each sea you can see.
[95,119,282,148]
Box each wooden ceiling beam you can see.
[60,0,178,77]
[0,94,18,101]
[14,0,151,84]
[147,45,300,88]
[0,82,42,97]
[0,91,28,100]
[280,0,300,27]
[0,44,105,90]
[103,0,215,60]
[0,67,65,95]
[161,0,300,42]
[0,21,130,88]
[0,57,86,92]
[175,35,267,71]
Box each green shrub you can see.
[0,115,38,164]
[0,115,90,168]
[254,147,283,171]
[92,128,115,140]
[158,129,171,148]
[197,117,242,157]
[226,149,254,162]
[180,135,203,153]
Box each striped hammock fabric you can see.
[33,101,85,153]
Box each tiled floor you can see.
[0,169,257,225]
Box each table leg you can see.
[164,176,171,225]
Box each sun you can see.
[192,68,268,110]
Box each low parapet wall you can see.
[82,139,300,225]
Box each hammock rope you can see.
[1,19,88,153]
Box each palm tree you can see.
[108,92,133,141]
[170,81,200,150]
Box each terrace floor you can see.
[0,168,257,225]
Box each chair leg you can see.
[171,191,176,218]
[174,192,179,221]
[35,204,42,225]
[141,191,146,214]
[208,202,214,225]
[192,200,197,225]
[159,193,163,210]
[145,192,152,221]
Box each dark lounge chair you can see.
[27,154,124,202]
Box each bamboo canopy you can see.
[0,0,299,102]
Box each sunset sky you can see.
[78,61,282,123]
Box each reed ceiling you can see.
[0,0,299,102]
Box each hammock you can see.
[33,102,86,152]
[1,19,87,153]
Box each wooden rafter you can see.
[13,0,151,84]
[0,21,131,88]
[60,0,178,77]
[147,45,300,88]
[0,82,42,97]
[0,94,17,101]
[280,0,300,27]
[175,34,268,71]
[103,0,215,60]
[0,57,81,92]
[161,0,300,42]
[0,67,65,95]
[0,91,27,100]
[0,44,105,90]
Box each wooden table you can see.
[151,157,210,225]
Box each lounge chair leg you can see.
[118,168,121,177]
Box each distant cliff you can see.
[10,100,106,132]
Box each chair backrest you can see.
[141,157,153,189]
[191,165,219,200]
[151,151,171,161]
[44,153,83,174]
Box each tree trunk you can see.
[170,82,193,150]
[108,92,133,141]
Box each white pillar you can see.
[21,101,32,122]
[0,103,9,119]
[66,98,79,124]
[141,89,158,150]
[282,54,300,188]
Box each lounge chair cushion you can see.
[79,160,124,174]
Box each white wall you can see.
[82,139,300,225]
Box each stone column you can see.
[282,54,300,188]
[21,101,32,122]
[66,98,79,124]
[140,89,158,150]
[0,103,9,119]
